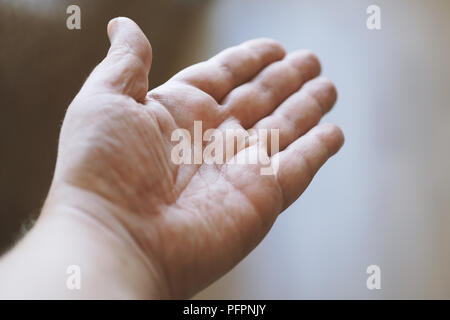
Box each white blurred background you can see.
[1,0,450,299]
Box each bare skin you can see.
[0,17,343,299]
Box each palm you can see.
[52,18,343,298]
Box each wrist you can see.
[1,182,170,299]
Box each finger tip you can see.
[106,17,152,66]
[260,37,287,58]
[107,17,135,40]
[319,123,345,154]
[290,50,322,78]
[107,17,121,41]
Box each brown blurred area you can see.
[0,0,210,254]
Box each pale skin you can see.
[0,17,344,299]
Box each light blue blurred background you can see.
[193,0,450,299]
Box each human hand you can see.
[6,17,344,299]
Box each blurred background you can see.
[1,0,450,299]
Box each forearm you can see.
[0,198,164,299]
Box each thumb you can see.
[85,17,152,102]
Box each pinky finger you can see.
[274,123,344,210]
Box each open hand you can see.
[45,17,344,298]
